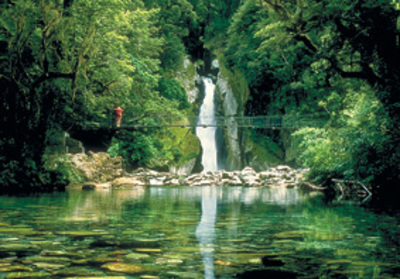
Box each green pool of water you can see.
[0,186,399,278]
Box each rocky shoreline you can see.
[72,166,324,191]
[66,152,325,191]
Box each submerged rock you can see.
[0,265,33,272]
[4,272,52,279]
[101,263,146,274]
[32,262,68,271]
[124,253,151,260]
[214,260,232,266]
[117,239,161,249]
[53,267,104,277]
[0,244,40,253]
[166,271,203,279]
[22,255,72,264]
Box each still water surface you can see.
[0,187,399,278]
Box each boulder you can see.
[275,165,293,172]
[149,178,166,186]
[112,177,146,187]
[67,152,123,183]
[241,167,257,175]
[70,157,317,190]
[164,179,181,186]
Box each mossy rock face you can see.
[245,132,284,171]
[154,124,201,173]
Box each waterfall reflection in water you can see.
[196,186,218,279]
[0,187,399,278]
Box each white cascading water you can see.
[195,77,218,278]
[196,77,218,172]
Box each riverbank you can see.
[65,152,326,190]
[68,166,322,192]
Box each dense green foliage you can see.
[0,0,201,193]
[1,0,400,196]
[225,0,400,192]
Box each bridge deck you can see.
[82,114,328,130]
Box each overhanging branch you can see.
[32,72,75,89]
[293,34,318,53]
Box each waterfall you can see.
[195,78,219,278]
[196,77,218,172]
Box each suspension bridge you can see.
[82,114,328,130]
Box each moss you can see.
[176,130,200,164]
[246,131,284,167]
[156,116,201,167]
[174,57,197,93]
[185,60,197,87]
[216,53,249,115]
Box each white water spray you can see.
[196,77,218,172]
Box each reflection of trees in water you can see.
[65,187,145,222]
[223,187,321,206]
[64,187,319,224]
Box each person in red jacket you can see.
[114,106,124,127]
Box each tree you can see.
[226,0,400,189]
[0,0,178,193]
[0,1,79,192]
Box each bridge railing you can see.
[82,112,328,129]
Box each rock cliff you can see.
[214,56,284,170]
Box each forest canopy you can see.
[225,0,400,191]
[0,0,399,196]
